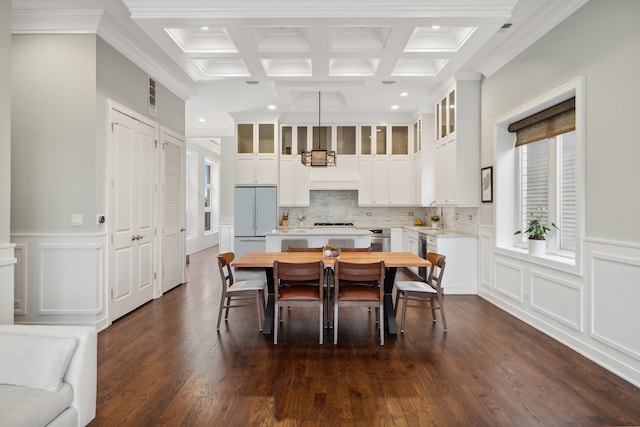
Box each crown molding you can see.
[12,8,103,34]
[124,0,517,19]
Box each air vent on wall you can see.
[148,77,157,117]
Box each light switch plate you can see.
[71,214,83,226]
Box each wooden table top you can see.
[232,251,430,268]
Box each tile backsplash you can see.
[279,190,479,234]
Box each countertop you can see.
[402,226,477,238]
[271,225,476,238]
[271,227,372,236]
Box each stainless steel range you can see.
[369,228,390,252]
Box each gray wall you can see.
[0,0,14,323]
[96,37,184,134]
[96,37,185,223]
[478,0,640,386]
[219,136,236,221]
[0,0,11,243]
[11,34,186,234]
[480,0,640,244]
[11,35,97,233]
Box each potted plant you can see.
[514,206,558,255]
[430,213,441,230]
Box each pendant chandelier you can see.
[301,91,336,167]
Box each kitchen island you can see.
[266,228,372,251]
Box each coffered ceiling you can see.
[11,0,590,137]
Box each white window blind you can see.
[517,131,576,256]
[519,141,549,244]
[559,132,576,252]
[204,163,212,232]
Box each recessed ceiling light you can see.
[391,105,399,110]
[200,26,209,31]
[382,80,396,85]
[267,105,277,110]
[400,92,408,97]
[198,118,206,123]
[432,25,441,30]
[245,80,259,85]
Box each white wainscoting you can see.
[480,229,640,388]
[13,244,26,316]
[479,226,493,290]
[530,270,582,332]
[11,233,108,330]
[590,251,640,361]
[0,243,17,324]
[494,259,523,303]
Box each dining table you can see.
[232,251,431,335]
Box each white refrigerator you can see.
[234,186,277,259]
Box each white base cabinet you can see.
[403,229,420,276]
[430,235,478,294]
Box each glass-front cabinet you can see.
[311,126,332,151]
[281,125,293,155]
[336,126,356,155]
[391,126,409,155]
[435,89,456,142]
[235,122,278,185]
[360,126,372,155]
[236,121,419,207]
[279,125,309,206]
[433,79,480,206]
[359,124,411,206]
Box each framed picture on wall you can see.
[481,166,493,203]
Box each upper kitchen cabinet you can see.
[359,124,412,206]
[235,122,278,185]
[279,125,310,206]
[411,118,423,206]
[433,77,480,206]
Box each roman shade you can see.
[509,97,575,147]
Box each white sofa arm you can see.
[0,325,97,427]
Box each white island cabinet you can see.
[265,229,372,252]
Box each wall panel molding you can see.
[13,244,27,315]
[590,252,640,361]
[39,243,104,315]
[494,258,523,303]
[479,227,493,290]
[530,270,582,332]
[11,233,107,327]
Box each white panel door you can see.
[160,128,185,293]
[110,109,158,321]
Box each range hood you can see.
[308,168,359,190]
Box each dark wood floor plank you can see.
[88,246,640,426]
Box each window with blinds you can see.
[519,140,549,243]
[203,160,220,234]
[559,132,576,252]
[517,131,576,256]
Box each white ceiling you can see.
[11,0,589,137]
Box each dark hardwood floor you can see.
[89,247,640,426]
